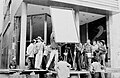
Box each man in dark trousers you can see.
[26,40,36,69]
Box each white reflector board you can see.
[50,7,79,43]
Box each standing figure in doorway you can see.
[35,36,46,69]
[92,40,99,57]
[83,39,92,70]
[98,40,107,67]
[46,31,59,70]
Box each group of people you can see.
[75,39,107,71]
[26,36,46,69]
[74,39,107,78]
[26,31,60,70]
[25,30,107,78]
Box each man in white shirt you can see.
[90,58,105,78]
[92,41,99,57]
[26,40,36,69]
[55,56,71,78]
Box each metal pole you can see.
[74,9,80,43]
[19,2,27,69]
[44,14,47,45]
[30,16,32,42]
[106,15,111,67]
[86,23,88,40]
[74,9,80,69]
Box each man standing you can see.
[46,31,59,70]
[92,41,99,57]
[35,36,46,69]
[75,43,83,71]
[26,40,36,69]
[90,57,105,78]
[99,40,106,67]
[83,39,92,70]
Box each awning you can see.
[24,0,120,15]
[50,7,79,43]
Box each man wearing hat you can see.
[35,36,46,69]
[98,40,106,67]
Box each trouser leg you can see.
[39,51,43,69]
[46,50,55,68]
[87,73,92,78]
[78,53,82,70]
[54,50,58,65]
[27,57,31,69]
[81,54,84,69]
[35,54,38,68]
[101,54,106,66]
[101,72,105,78]
[88,58,91,65]
[35,51,43,69]
[29,57,34,69]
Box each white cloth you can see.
[27,43,35,57]
[90,62,105,78]
[35,42,45,69]
[55,61,71,78]
[91,62,102,72]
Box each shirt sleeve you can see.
[27,44,34,55]
[27,45,30,55]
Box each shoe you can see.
[81,69,86,71]
[46,67,48,71]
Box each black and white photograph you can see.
[0,0,120,78]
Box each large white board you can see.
[50,7,79,43]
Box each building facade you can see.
[1,0,120,78]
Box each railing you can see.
[0,68,120,78]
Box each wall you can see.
[1,23,14,69]
[110,13,120,78]
[0,0,3,33]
